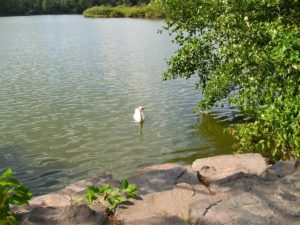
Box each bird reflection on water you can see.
[138,121,144,135]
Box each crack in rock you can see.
[203,200,222,216]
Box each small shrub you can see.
[83,6,113,18]
[128,11,145,18]
[109,10,125,18]
[84,179,138,215]
[0,168,32,225]
[145,1,165,18]
[83,3,164,18]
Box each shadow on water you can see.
[164,113,236,164]
[0,145,69,196]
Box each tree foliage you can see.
[0,0,150,15]
[161,0,300,160]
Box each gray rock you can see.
[128,163,198,195]
[117,156,300,225]
[16,173,115,225]
[22,204,107,225]
[192,153,268,182]
[16,154,300,225]
[188,166,300,225]
[261,161,295,180]
[116,183,208,225]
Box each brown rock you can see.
[116,183,208,225]
[261,161,295,180]
[15,154,300,225]
[189,166,300,225]
[21,204,107,225]
[192,153,268,182]
[29,193,72,208]
[16,173,115,225]
[128,163,198,195]
[118,155,299,225]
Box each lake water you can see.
[0,15,234,196]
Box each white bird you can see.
[133,106,145,123]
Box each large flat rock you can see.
[116,183,209,225]
[192,153,268,182]
[15,154,300,225]
[191,172,300,225]
[117,160,300,225]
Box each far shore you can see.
[83,5,164,19]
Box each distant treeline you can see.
[0,0,150,16]
[83,3,164,18]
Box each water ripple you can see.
[0,16,234,196]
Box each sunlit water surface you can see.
[0,16,234,196]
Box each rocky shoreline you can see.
[15,153,300,225]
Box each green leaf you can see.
[85,186,99,205]
[121,179,129,190]
[0,168,13,180]
[272,149,278,157]
[294,139,300,148]
[126,194,135,200]
[99,184,112,195]
[84,180,138,215]
[0,167,32,224]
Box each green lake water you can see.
[0,15,234,196]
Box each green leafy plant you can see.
[160,0,300,160]
[84,179,138,214]
[83,1,164,18]
[0,168,32,225]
